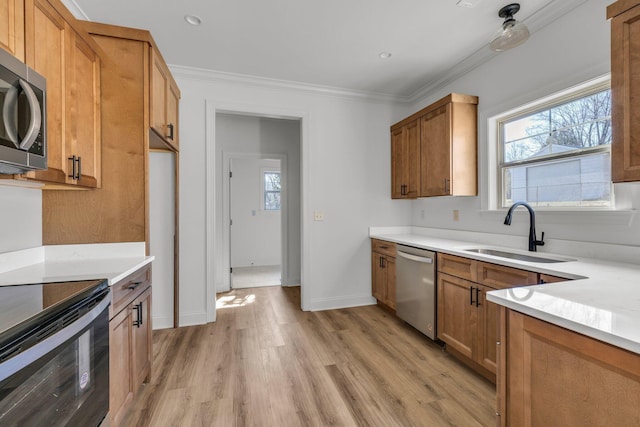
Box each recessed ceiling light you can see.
[184,15,202,26]
[379,51,392,59]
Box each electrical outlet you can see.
[453,210,460,222]
[314,211,325,221]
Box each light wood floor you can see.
[122,286,496,426]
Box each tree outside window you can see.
[264,171,281,211]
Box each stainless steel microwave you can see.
[0,48,46,174]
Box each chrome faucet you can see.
[504,202,545,252]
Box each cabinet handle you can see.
[469,286,475,305]
[381,256,385,268]
[68,155,76,179]
[168,123,174,140]
[132,304,140,327]
[475,287,480,307]
[76,157,81,180]
[444,178,450,193]
[132,302,143,327]
[128,281,143,291]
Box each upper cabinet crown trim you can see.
[391,93,478,131]
[607,0,640,18]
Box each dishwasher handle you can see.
[397,250,434,264]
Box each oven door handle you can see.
[0,291,111,383]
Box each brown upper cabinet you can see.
[150,48,180,150]
[20,0,101,188]
[390,93,478,199]
[0,0,25,61]
[391,119,420,198]
[609,0,640,182]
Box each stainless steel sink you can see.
[464,248,576,263]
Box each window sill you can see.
[479,208,637,227]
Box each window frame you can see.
[261,169,281,212]
[494,76,613,210]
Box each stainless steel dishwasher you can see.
[396,244,436,340]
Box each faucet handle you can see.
[536,231,545,247]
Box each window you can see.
[498,81,612,208]
[263,171,281,211]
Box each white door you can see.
[229,157,282,289]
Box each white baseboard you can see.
[152,316,174,330]
[179,311,207,327]
[309,294,376,311]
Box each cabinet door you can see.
[25,0,67,184]
[66,29,101,188]
[611,3,640,182]
[0,0,24,61]
[476,284,498,374]
[437,272,475,359]
[385,256,396,310]
[109,305,134,427]
[371,252,386,302]
[150,49,166,137]
[420,104,451,197]
[166,81,179,149]
[132,287,152,388]
[504,309,640,426]
[391,120,419,198]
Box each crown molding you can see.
[62,0,588,105]
[169,65,409,104]
[407,0,590,103]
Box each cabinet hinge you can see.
[230,267,233,274]
[229,171,232,178]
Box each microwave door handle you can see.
[2,84,19,147]
[17,79,42,151]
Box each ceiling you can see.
[67,0,583,99]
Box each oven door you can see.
[0,295,109,426]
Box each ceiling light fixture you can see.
[490,3,529,52]
[378,51,392,59]
[184,15,202,26]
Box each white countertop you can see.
[0,243,154,286]
[370,227,640,355]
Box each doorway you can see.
[229,156,284,289]
[208,108,305,323]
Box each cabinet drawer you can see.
[477,262,537,290]
[111,264,152,318]
[538,274,568,284]
[371,239,396,258]
[438,253,477,282]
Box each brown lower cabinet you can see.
[371,239,397,310]
[497,307,640,426]
[109,265,152,426]
[437,253,538,381]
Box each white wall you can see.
[149,152,175,329]
[174,71,411,324]
[409,0,640,247]
[230,156,281,268]
[0,185,41,253]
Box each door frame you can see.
[204,100,309,323]
[226,153,288,289]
